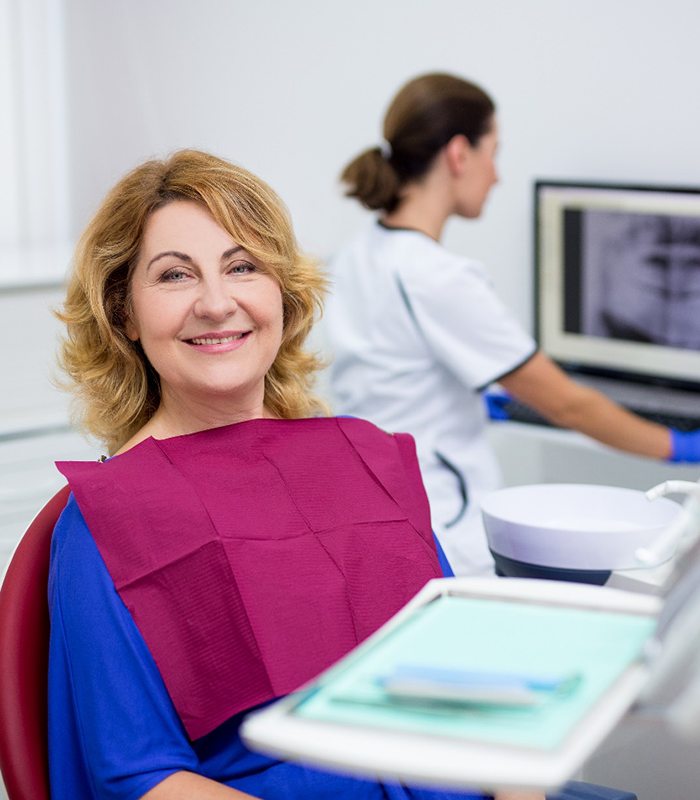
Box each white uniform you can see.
[325,223,536,575]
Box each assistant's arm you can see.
[499,351,672,459]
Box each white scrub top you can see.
[325,223,536,575]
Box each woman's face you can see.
[455,117,499,219]
[126,200,284,414]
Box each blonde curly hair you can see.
[58,149,327,454]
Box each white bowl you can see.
[481,483,681,571]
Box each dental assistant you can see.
[325,72,700,576]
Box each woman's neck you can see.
[116,390,270,454]
[382,158,455,241]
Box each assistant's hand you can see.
[669,429,700,463]
[484,389,512,421]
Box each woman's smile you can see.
[184,329,253,351]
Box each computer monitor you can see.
[535,180,700,391]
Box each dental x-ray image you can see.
[579,210,700,350]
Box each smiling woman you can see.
[48,149,489,800]
[43,148,619,800]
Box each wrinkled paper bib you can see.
[57,417,442,739]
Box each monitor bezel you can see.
[534,179,700,394]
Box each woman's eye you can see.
[229,261,257,275]
[160,267,191,282]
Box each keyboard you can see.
[497,399,554,428]
[500,398,700,433]
[631,410,700,432]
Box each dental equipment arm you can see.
[635,480,700,566]
[637,478,700,739]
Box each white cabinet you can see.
[0,426,99,577]
[487,421,700,492]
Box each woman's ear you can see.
[124,314,139,342]
[444,134,471,177]
[122,291,140,341]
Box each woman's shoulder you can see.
[49,493,107,599]
[372,227,486,278]
[393,241,491,295]
[330,224,486,290]
[50,492,87,558]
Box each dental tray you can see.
[242,577,659,792]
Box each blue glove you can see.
[669,429,700,463]
[484,390,512,421]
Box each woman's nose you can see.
[193,279,238,320]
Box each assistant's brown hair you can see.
[341,73,495,213]
[58,149,327,453]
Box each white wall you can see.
[0,285,99,576]
[63,0,700,332]
[0,285,71,431]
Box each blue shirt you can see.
[48,495,474,800]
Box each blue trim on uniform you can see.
[434,533,454,577]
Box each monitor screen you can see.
[535,180,700,390]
